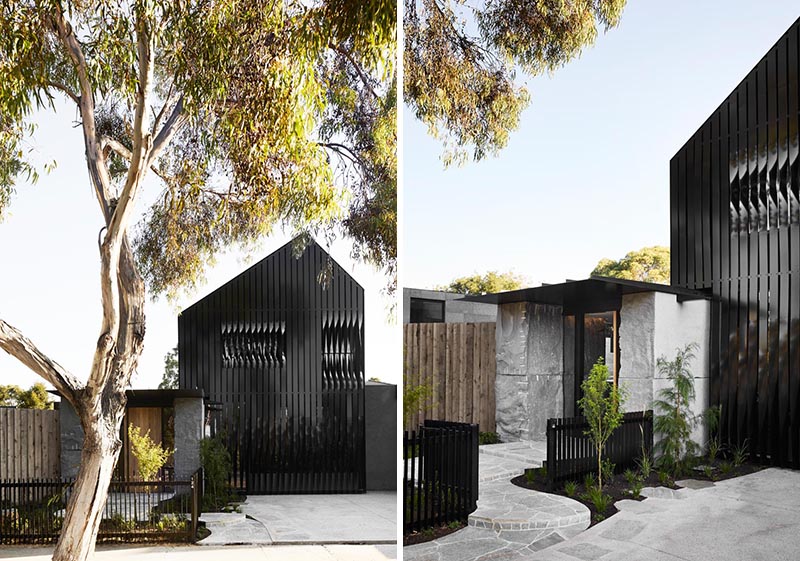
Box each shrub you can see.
[128,425,172,481]
[637,452,653,479]
[732,439,749,467]
[629,478,643,499]
[200,434,233,510]
[578,358,626,490]
[654,344,700,475]
[657,470,672,486]
[703,405,722,461]
[623,468,638,485]
[586,486,612,514]
[564,480,578,497]
[583,472,596,491]
[479,432,501,445]
[601,459,615,484]
[719,461,732,474]
[525,469,536,484]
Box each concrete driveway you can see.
[199,491,397,545]
[525,468,800,561]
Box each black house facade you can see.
[178,239,366,493]
[671,17,800,467]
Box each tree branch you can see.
[47,81,80,105]
[149,96,187,166]
[0,319,83,404]
[329,44,379,99]
[101,136,166,181]
[50,5,114,219]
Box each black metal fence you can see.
[403,420,478,534]
[0,470,203,544]
[546,410,653,486]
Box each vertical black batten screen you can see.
[670,17,800,468]
[178,238,366,493]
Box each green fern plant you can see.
[653,344,700,476]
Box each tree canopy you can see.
[0,0,397,297]
[591,246,670,284]
[404,0,626,164]
[440,270,525,295]
[0,382,52,409]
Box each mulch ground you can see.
[403,520,466,547]
[511,459,765,526]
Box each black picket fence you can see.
[545,410,653,486]
[0,469,203,544]
[403,420,479,534]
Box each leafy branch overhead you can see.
[0,0,397,297]
[404,0,626,164]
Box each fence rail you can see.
[0,408,60,481]
[404,322,496,432]
[403,420,478,535]
[546,410,653,486]
[0,470,203,544]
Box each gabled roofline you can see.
[180,235,363,315]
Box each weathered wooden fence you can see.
[0,408,60,481]
[545,410,654,486]
[403,322,496,432]
[403,420,479,535]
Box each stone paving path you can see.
[405,441,590,561]
[199,491,396,546]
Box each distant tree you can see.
[159,346,179,390]
[0,384,19,406]
[15,382,52,409]
[440,271,524,295]
[405,0,626,164]
[0,382,52,409]
[592,246,670,284]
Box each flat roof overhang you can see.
[461,276,709,314]
[50,388,205,408]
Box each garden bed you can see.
[512,457,764,526]
[403,520,465,546]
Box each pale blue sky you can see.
[0,99,400,392]
[404,1,800,290]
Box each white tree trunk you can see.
[53,415,124,561]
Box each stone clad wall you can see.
[619,292,711,451]
[495,302,563,442]
[59,401,84,480]
[173,397,204,481]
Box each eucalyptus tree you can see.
[404,0,626,164]
[0,1,395,560]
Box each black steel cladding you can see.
[671,17,800,467]
[178,239,366,493]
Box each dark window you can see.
[221,322,286,367]
[409,297,445,323]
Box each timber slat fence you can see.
[0,469,203,544]
[0,408,60,481]
[546,410,653,486]
[404,322,496,432]
[403,420,479,535]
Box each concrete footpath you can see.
[525,468,800,561]
[0,544,396,560]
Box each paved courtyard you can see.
[524,467,800,561]
[405,441,591,561]
[199,491,396,545]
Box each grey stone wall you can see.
[618,292,711,451]
[173,397,204,481]
[403,288,497,324]
[495,302,563,442]
[365,382,397,491]
[60,400,84,480]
